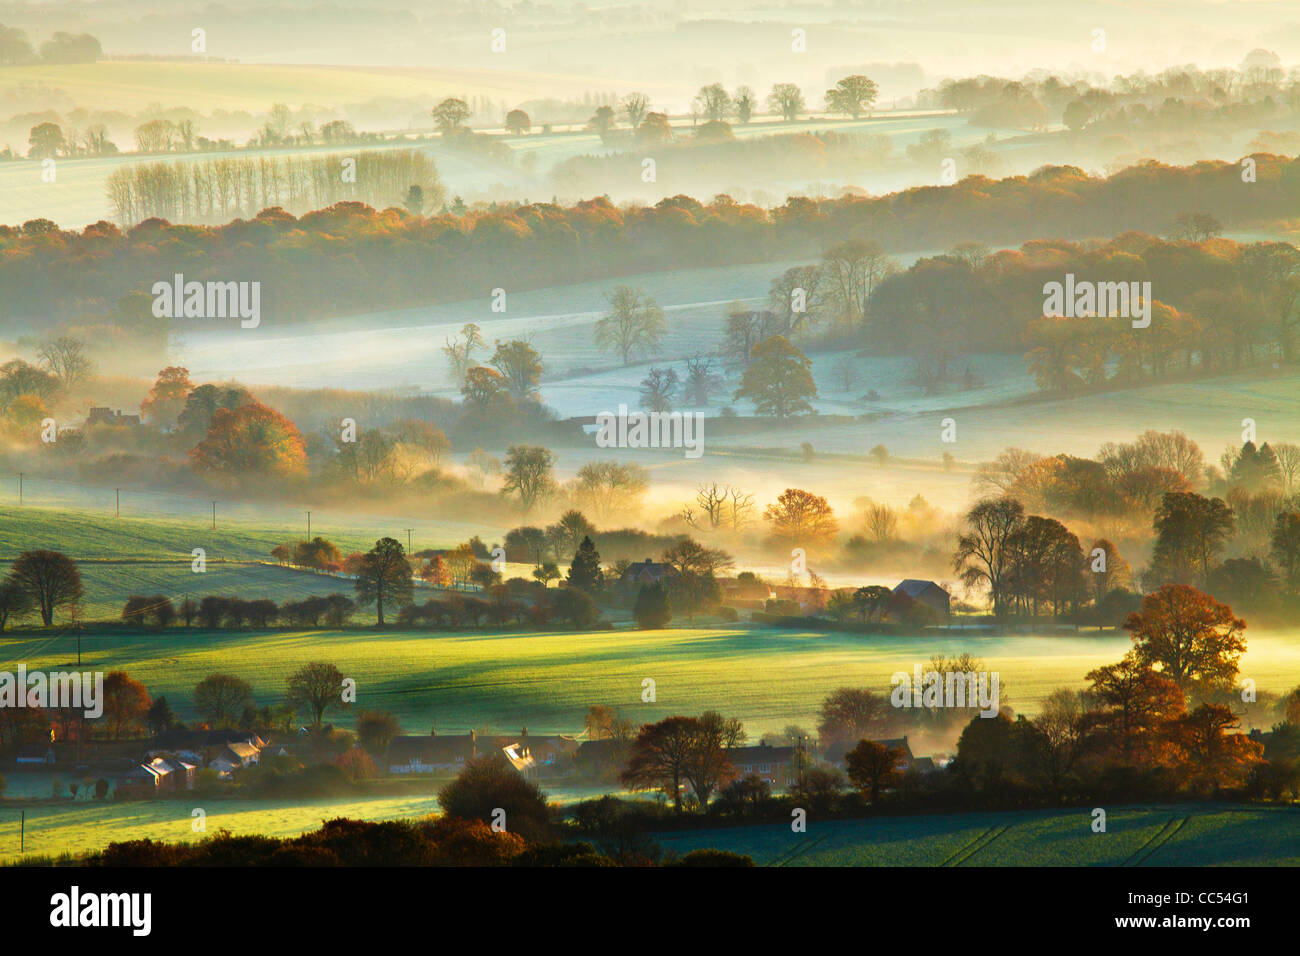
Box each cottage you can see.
[621,558,680,585]
[892,580,950,618]
[209,742,260,776]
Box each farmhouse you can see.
[85,407,141,427]
[725,743,797,787]
[210,742,260,776]
[116,755,197,798]
[892,580,950,618]
[387,733,477,774]
[621,558,680,585]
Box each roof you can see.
[893,580,948,598]
[621,559,679,582]
[153,730,266,749]
[225,742,260,758]
[387,734,477,765]
[726,744,795,767]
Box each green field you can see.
[656,805,1300,866]
[4,621,1300,740]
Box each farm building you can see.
[891,580,951,618]
[86,407,141,427]
[725,744,797,787]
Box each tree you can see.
[1085,653,1184,760]
[146,696,178,735]
[639,367,678,412]
[37,336,93,392]
[566,536,604,593]
[1126,585,1246,695]
[294,537,342,570]
[571,461,648,523]
[621,92,649,129]
[28,122,65,159]
[356,710,402,755]
[1151,491,1234,585]
[432,98,471,135]
[101,671,150,740]
[817,688,889,751]
[622,716,731,812]
[733,335,817,419]
[845,739,904,803]
[354,537,414,626]
[285,661,349,726]
[189,400,307,479]
[0,577,32,631]
[693,83,732,121]
[437,755,551,841]
[501,445,556,512]
[681,354,723,406]
[1169,703,1263,794]
[767,83,806,121]
[953,498,1025,616]
[825,75,879,118]
[733,86,756,124]
[1271,512,1300,592]
[764,488,837,545]
[139,366,192,426]
[553,587,599,629]
[596,286,666,365]
[588,105,616,135]
[194,674,254,728]
[634,582,672,628]
[504,109,531,135]
[443,322,486,382]
[403,184,424,215]
[9,550,82,625]
[490,339,543,403]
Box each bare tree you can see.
[38,336,93,392]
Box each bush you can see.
[666,848,755,867]
[437,756,552,841]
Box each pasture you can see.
[655,805,1300,866]
[3,622,1299,741]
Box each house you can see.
[502,743,537,778]
[148,730,265,769]
[387,733,478,774]
[892,580,950,618]
[725,744,797,788]
[209,742,260,776]
[621,558,680,586]
[116,755,195,798]
[154,756,197,790]
[824,735,915,768]
[86,407,141,427]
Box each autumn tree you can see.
[1168,703,1263,794]
[764,488,837,546]
[596,286,666,365]
[139,366,193,425]
[845,739,904,803]
[9,550,83,625]
[189,400,307,479]
[354,537,414,626]
[101,671,151,740]
[570,461,648,523]
[1085,653,1185,761]
[356,710,402,755]
[490,339,543,403]
[734,335,817,419]
[1125,584,1246,695]
[1151,491,1234,586]
[432,98,471,135]
[443,323,486,383]
[621,714,738,812]
[767,82,806,121]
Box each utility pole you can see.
[20,810,24,853]
[211,500,216,530]
[307,511,311,538]
[405,528,413,552]
[17,472,22,505]
[115,488,120,517]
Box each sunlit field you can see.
[656,805,1300,866]
[4,623,1299,743]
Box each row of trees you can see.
[105,149,444,226]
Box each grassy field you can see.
[656,805,1300,866]
[4,622,1299,741]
